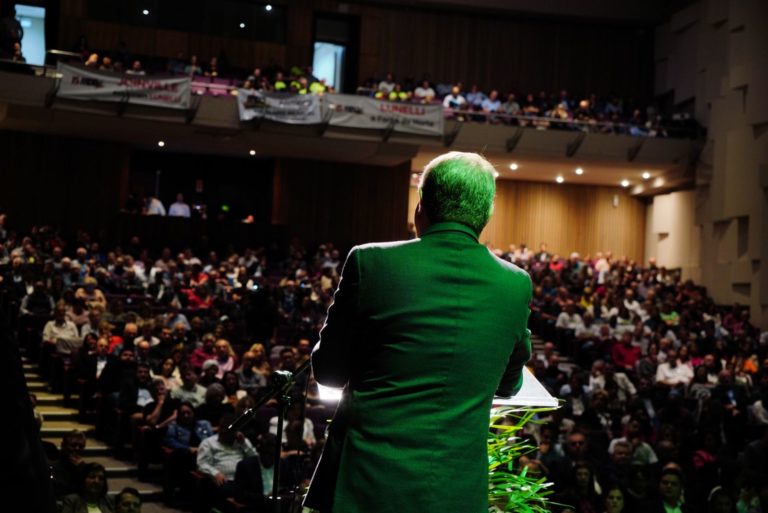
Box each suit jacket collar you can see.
[420,222,479,242]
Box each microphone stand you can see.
[228,358,312,513]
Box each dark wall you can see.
[130,149,274,224]
[0,130,129,239]
[56,0,654,102]
[272,158,411,251]
[355,3,655,101]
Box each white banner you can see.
[56,63,191,109]
[237,89,322,124]
[325,94,444,136]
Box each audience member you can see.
[60,462,114,513]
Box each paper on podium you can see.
[317,366,558,408]
[492,366,559,408]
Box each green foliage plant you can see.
[488,405,560,513]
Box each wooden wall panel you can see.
[480,181,646,263]
[120,26,156,56]
[0,131,129,237]
[409,178,646,263]
[85,20,120,54]
[155,30,189,59]
[273,159,411,250]
[58,0,653,100]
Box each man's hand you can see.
[189,447,198,455]
[234,431,245,444]
[213,472,227,486]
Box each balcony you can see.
[0,66,697,195]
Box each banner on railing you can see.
[237,89,322,124]
[324,94,444,136]
[56,63,191,109]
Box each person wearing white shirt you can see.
[442,85,466,109]
[655,349,693,387]
[145,196,166,216]
[413,80,436,103]
[196,415,264,510]
[168,193,191,218]
[556,303,584,330]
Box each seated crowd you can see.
[38,36,692,137]
[2,215,766,512]
[357,74,688,137]
[496,242,767,513]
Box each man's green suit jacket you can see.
[304,222,532,513]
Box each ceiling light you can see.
[142,9,149,15]
[620,179,630,187]
[249,149,256,156]
[556,175,564,184]
[157,140,165,147]
[493,171,500,178]
[265,4,273,11]
[239,22,246,28]
[575,167,584,175]
[509,163,518,171]
[642,171,651,180]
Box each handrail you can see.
[0,61,699,138]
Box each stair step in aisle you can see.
[22,356,186,512]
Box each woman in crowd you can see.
[153,357,182,391]
[60,462,113,513]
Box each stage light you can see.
[142,9,149,15]
[249,149,256,156]
[575,167,584,175]
[157,140,165,148]
[239,22,246,29]
[555,175,564,184]
[642,171,651,180]
[621,179,630,187]
[509,163,518,171]
[265,4,273,11]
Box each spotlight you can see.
[157,140,165,148]
[575,167,584,175]
[555,175,564,184]
[265,4,273,11]
[239,22,246,28]
[642,171,651,180]
[620,179,630,187]
[249,149,256,156]
[142,9,149,15]
[509,163,518,171]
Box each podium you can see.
[318,366,558,408]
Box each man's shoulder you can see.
[353,238,420,254]
[489,253,531,282]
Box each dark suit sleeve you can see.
[496,273,533,397]
[312,247,361,388]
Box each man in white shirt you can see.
[655,348,693,388]
[168,193,191,218]
[442,85,466,110]
[145,196,166,216]
[413,80,436,103]
[556,302,584,330]
[197,415,264,510]
[43,305,81,354]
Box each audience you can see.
[2,214,764,512]
[2,31,695,139]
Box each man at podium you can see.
[304,151,533,513]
